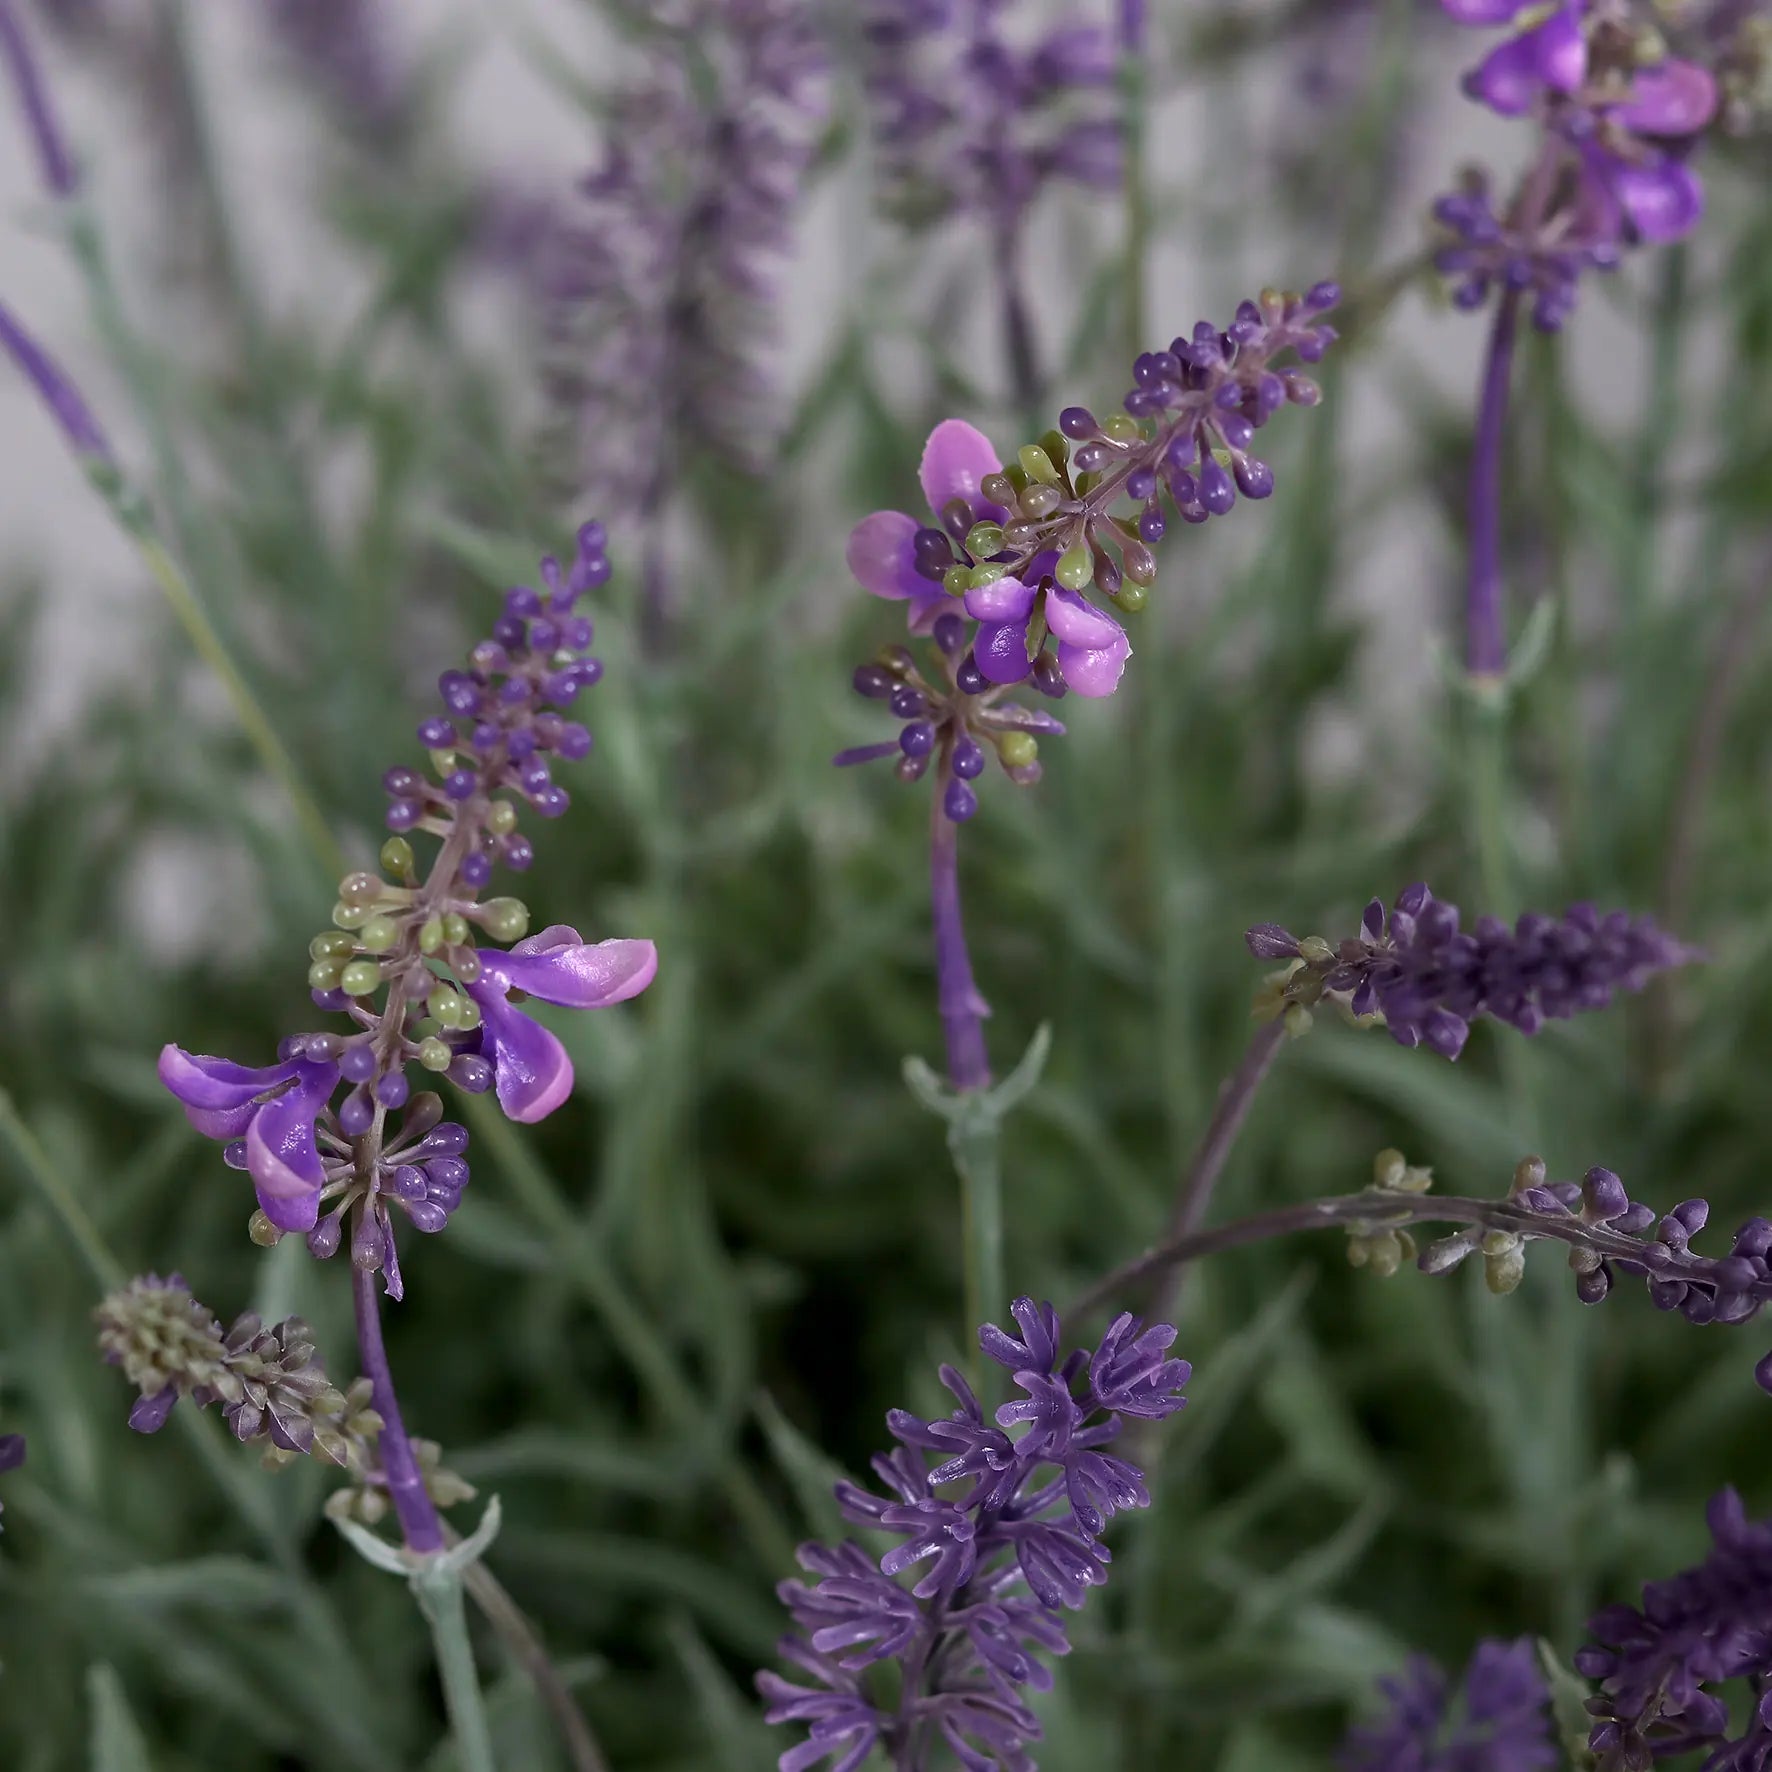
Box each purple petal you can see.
[1468,33,1548,114]
[845,509,930,603]
[918,419,1006,522]
[1045,585,1124,651]
[1057,633,1131,698]
[963,576,1035,623]
[833,741,902,768]
[1438,0,1524,21]
[1528,5,1586,94]
[471,989,574,1124]
[244,1061,337,1232]
[488,928,658,1009]
[1617,59,1717,135]
[973,619,1034,685]
[158,1045,299,1140]
[1612,155,1705,243]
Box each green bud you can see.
[307,958,345,992]
[1113,584,1147,614]
[310,931,354,961]
[967,562,1007,590]
[1297,935,1335,964]
[340,960,382,997]
[418,917,445,955]
[965,522,1005,558]
[1018,483,1061,519]
[442,913,470,948]
[1005,463,1030,494]
[1017,444,1059,486]
[1484,1243,1526,1296]
[1511,1155,1547,1196]
[332,900,371,931]
[454,949,483,985]
[338,870,382,907]
[248,1211,283,1248]
[486,800,518,837]
[942,564,971,597]
[431,989,466,1029]
[480,897,530,943]
[1055,545,1093,591]
[357,915,400,953]
[427,749,454,776]
[1282,1003,1314,1039]
[998,731,1038,770]
[379,837,415,877]
[417,1037,452,1072]
[456,997,482,1032]
[1104,412,1141,445]
[1038,430,1069,467]
[980,472,1016,508]
[1373,1148,1408,1189]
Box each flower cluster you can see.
[157,524,657,1293]
[861,0,1121,231]
[1339,1637,1558,1771]
[1578,1487,1772,1768]
[841,291,1337,815]
[1248,882,1695,1059]
[540,0,828,512]
[1432,0,1724,327]
[758,1298,1189,1771]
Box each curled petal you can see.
[489,929,658,1009]
[973,619,1035,685]
[244,1061,338,1233]
[1056,632,1131,698]
[1045,584,1124,651]
[1468,33,1548,114]
[845,509,931,603]
[963,576,1036,624]
[1528,5,1585,93]
[1610,155,1704,243]
[1616,59,1716,137]
[919,419,1007,522]
[158,1045,298,1140]
[466,986,574,1124]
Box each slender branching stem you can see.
[350,1249,444,1555]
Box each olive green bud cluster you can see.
[324,1436,477,1529]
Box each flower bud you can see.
[479,897,530,943]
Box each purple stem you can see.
[351,1258,444,1555]
[0,0,76,197]
[1118,0,1147,55]
[929,792,991,1092]
[0,296,112,463]
[1465,284,1520,678]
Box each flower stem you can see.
[1147,1018,1287,1323]
[350,1256,444,1555]
[929,797,991,1095]
[411,1560,499,1772]
[1465,286,1519,679]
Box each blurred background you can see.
[2,0,1771,1766]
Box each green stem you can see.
[0,1088,125,1291]
[950,1111,1004,1392]
[413,1564,499,1772]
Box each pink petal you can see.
[474,990,574,1124]
[845,510,928,602]
[1044,584,1124,651]
[963,577,1036,623]
[918,419,1007,523]
[490,931,658,1009]
[244,1062,336,1233]
[974,620,1034,685]
[1617,60,1717,136]
[1057,632,1132,698]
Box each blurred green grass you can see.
[4,7,1772,1769]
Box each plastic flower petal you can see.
[918,418,1008,522]
[158,1046,310,1141]
[964,576,1039,686]
[1045,583,1132,698]
[243,1061,338,1233]
[846,509,941,608]
[465,926,657,1123]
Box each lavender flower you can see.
[842,287,1339,811]
[758,1297,1189,1770]
[1339,1638,1558,1771]
[262,0,404,136]
[1247,882,1696,1060]
[540,0,827,520]
[0,298,113,466]
[1432,0,1722,329]
[1578,1488,1772,1768]
[0,0,76,194]
[861,0,1121,229]
[156,523,657,1294]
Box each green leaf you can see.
[86,1666,153,1772]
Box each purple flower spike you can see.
[465,926,657,1123]
[0,0,77,196]
[1339,1637,1557,1770]
[0,299,113,465]
[760,1296,1188,1771]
